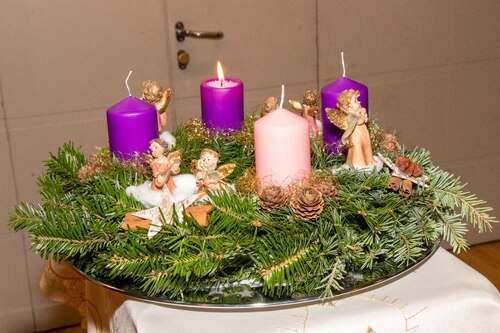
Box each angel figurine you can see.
[149,138,183,193]
[260,96,278,117]
[325,89,376,168]
[141,80,172,132]
[190,148,236,193]
[289,90,320,136]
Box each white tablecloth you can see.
[85,248,500,333]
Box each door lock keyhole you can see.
[177,50,190,70]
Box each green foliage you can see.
[173,118,256,181]
[9,123,497,301]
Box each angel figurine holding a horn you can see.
[326,89,380,170]
[289,90,321,136]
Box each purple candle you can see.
[106,96,158,160]
[321,53,369,154]
[200,62,244,132]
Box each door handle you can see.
[175,21,224,42]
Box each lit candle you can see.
[321,52,368,154]
[106,71,158,160]
[254,86,311,187]
[200,61,244,132]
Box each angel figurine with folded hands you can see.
[325,89,378,169]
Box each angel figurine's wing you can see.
[216,163,236,179]
[156,88,172,114]
[166,148,183,174]
[325,108,348,130]
[166,148,183,161]
[288,99,303,112]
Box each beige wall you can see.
[1,0,499,331]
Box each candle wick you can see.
[279,84,284,109]
[341,51,346,77]
[220,79,223,88]
[125,70,133,96]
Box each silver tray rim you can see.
[77,240,441,312]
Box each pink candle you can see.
[254,107,311,187]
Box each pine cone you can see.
[77,165,93,182]
[317,182,337,199]
[369,127,385,145]
[379,133,401,153]
[258,185,289,210]
[77,151,112,182]
[291,186,324,221]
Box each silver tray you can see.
[78,240,441,312]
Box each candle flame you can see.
[217,61,225,83]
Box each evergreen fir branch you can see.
[173,120,256,181]
[310,137,340,169]
[174,232,253,278]
[94,235,161,279]
[107,159,150,187]
[433,210,469,253]
[142,270,192,297]
[45,142,86,179]
[204,190,263,233]
[43,196,78,212]
[210,201,245,222]
[407,205,442,246]
[165,252,204,277]
[105,253,154,278]
[12,199,118,260]
[186,233,226,241]
[9,203,47,232]
[323,212,365,265]
[254,237,319,297]
[37,173,76,201]
[429,167,497,233]
[9,123,497,301]
[33,234,111,260]
[358,246,388,270]
[319,259,346,298]
[404,147,433,169]
[390,233,424,266]
[434,187,496,233]
[392,214,427,261]
[140,259,237,298]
